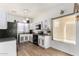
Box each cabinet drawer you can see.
[25,36,29,41]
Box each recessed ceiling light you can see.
[26,17,29,20]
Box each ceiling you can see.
[0,3,60,18]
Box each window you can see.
[52,15,76,44]
[17,22,29,33]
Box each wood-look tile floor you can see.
[17,42,71,56]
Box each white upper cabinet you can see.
[0,11,7,29]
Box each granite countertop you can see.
[19,32,30,34]
[19,33,29,34]
[0,37,16,42]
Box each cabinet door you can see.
[42,39,44,46]
[38,36,42,46]
[29,35,33,42]
[38,36,45,47]
[38,38,40,45]
[25,35,29,41]
[20,36,24,43]
[39,38,44,48]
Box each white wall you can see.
[51,40,79,56]
[7,13,25,22]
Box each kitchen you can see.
[0,3,79,56]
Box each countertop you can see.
[18,33,51,36]
[38,34,51,36]
[18,33,33,35]
[0,37,16,42]
[19,33,31,34]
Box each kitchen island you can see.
[0,37,16,56]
